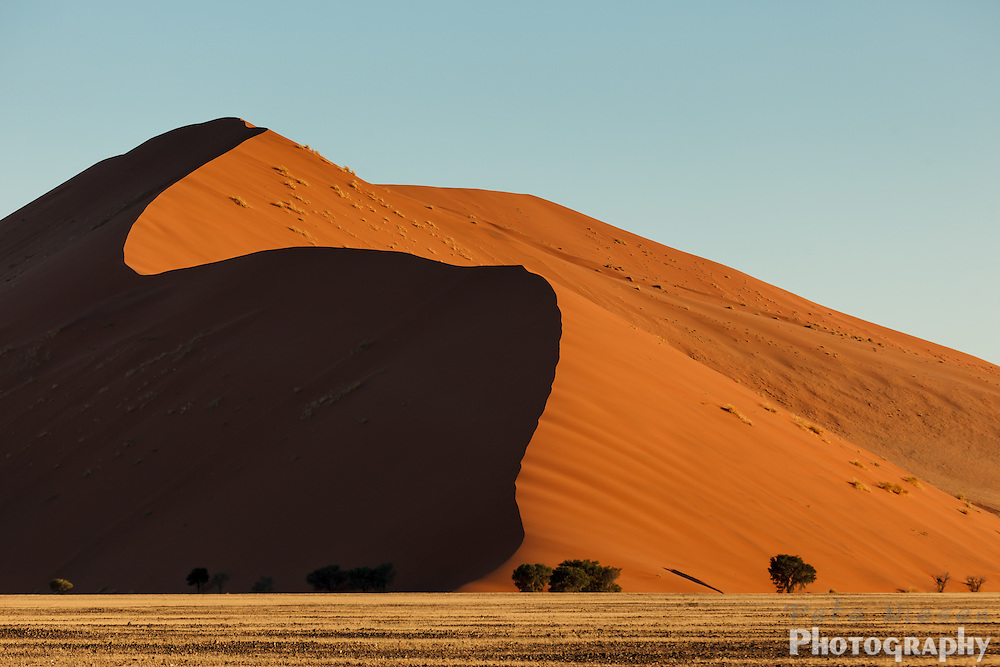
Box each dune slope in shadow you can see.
[122,123,1000,593]
[0,120,560,593]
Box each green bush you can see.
[512,563,553,592]
[49,578,73,594]
[549,560,622,592]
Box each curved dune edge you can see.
[0,120,561,593]
[117,122,1000,591]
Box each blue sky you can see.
[2,1,998,364]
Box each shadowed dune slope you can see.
[0,120,560,593]
[5,120,1000,593]
[124,124,1000,593]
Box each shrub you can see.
[768,554,817,593]
[876,482,908,495]
[792,416,824,436]
[512,564,553,592]
[848,478,871,492]
[229,196,250,208]
[186,567,209,593]
[933,572,950,593]
[549,560,621,592]
[306,565,346,592]
[965,576,986,592]
[49,578,73,594]
[721,404,753,425]
[347,563,395,593]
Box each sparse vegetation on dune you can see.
[848,478,871,492]
[876,481,908,496]
[792,415,824,436]
[720,403,753,426]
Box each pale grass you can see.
[287,226,314,241]
[792,415,824,436]
[1,593,997,666]
[876,481,909,496]
[271,201,306,215]
[720,403,753,426]
[848,477,871,492]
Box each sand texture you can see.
[2,119,1000,593]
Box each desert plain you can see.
[2,592,999,666]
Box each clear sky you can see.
[2,1,998,364]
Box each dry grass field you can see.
[0,593,997,666]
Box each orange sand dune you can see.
[0,120,559,593]
[4,119,1000,593]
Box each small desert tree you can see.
[768,555,817,593]
[186,567,210,594]
[211,572,229,594]
[346,563,396,593]
[933,572,950,593]
[49,578,73,594]
[512,563,553,592]
[965,575,986,592]
[306,565,346,592]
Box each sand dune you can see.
[3,118,1000,592]
[0,120,559,593]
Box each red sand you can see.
[4,119,1000,593]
